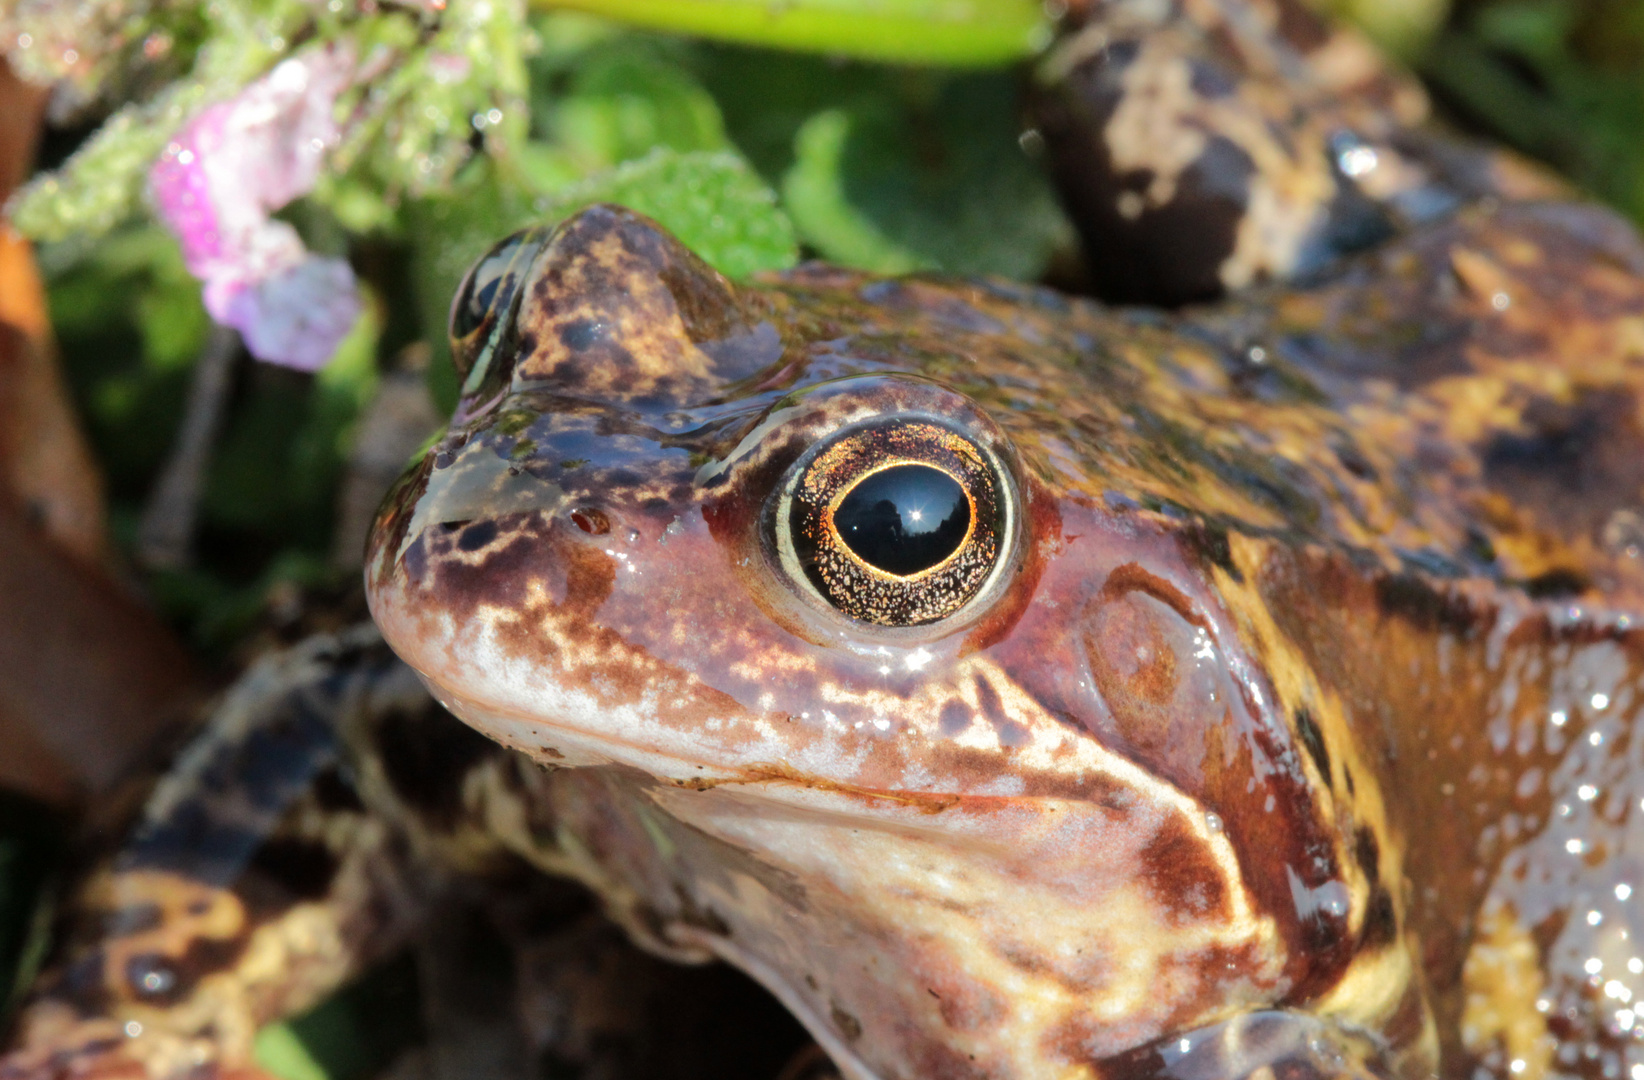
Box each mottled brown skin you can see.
[10,3,1644,1080]
[358,191,1644,1080]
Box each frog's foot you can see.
[1100,1011,1403,1080]
[0,1003,275,1080]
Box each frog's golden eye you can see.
[449,228,548,382]
[771,420,1014,627]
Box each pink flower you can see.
[149,42,362,371]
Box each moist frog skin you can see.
[8,1,1644,1079]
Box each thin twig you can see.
[136,322,240,571]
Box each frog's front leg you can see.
[1029,0,1551,303]
[0,629,502,1080]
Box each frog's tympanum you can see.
[9,3,1644,1080]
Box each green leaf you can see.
[546,44,729,170]
[781,74,1072,278]
[538,0,1050,66]
[552,147,798,279]
[254,1025,330,1080]
[784,110,931,274]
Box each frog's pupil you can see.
[833,465,970,576]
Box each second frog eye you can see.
[772,420,1014,628]
[448,228,548,382]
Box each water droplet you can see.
[1204,811,1223,833]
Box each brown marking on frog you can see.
[1139,812,1234,924]
[511,205,773,407]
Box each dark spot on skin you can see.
[1273,0,1333,50]
[1484,388,1644,561]
[376,703,501,830]
[311,767,366,813]
[1374,574,1477,636]
[104,903,164,938]
[1332,439,1377,481]
[457,521,498,552]
[1294,708,1331,788]
[973,677,1029,747]
[1188,57,1237,98]
[1353,826,1380,890]
[121,934,248,1008]
[1359,886,1397,949]
[245,837,339,903]
[939,700,972,737]
[831,1005,863,1043]
[570,507,610,534]
[1139,814,1230,923]
[1179,521,1240,580]
[560,319,605,350]
[1524,568,1590,598]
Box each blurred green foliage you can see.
[1422,0,1644,224]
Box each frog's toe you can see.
[1100,1011,1404,1080]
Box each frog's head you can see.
[366,206,1416,1077]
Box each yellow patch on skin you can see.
[1461,904,1555,1080]
[1215,535,1426,1054]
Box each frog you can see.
[9,1,1644,1079]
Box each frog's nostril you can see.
[570,507,610,535]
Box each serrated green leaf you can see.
[552,148,798,279]
[540,0,1049,66]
